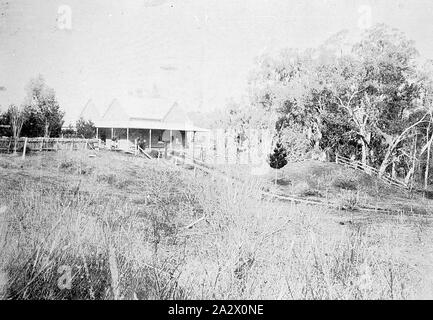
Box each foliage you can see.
[0,111,10,136]
[61,124,76,138]
[268,141,288,170]
[7,105,27,153]
[278,124,311,162]
[244,24,431,184]
[189,24,433,186]
[76,117,96,139]
[20,75,65,138]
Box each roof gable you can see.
[79,99,100,121]
[122,96,173,120]
[102,99,130,121]
[101,96,178,121]
[163,102,191,124]
[94,97,206,131]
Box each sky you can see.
[1,0,433,124]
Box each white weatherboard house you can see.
[79,97,208,153]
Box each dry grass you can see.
[0,150,432,299]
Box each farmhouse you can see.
[79,97,208,153]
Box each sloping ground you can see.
[263,160,433,215]
[1,151,433,299]
[202,160,432,214]
[0,150,202,299]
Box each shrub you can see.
[76,118,96,139]
[59,159,74,170]
[149,150,160,158]
[96,173,117,185]
[332,175,358,191]
[292,181,321,197]
[338,190,359,210]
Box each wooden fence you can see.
[335,154,408,189]
[169,151,408,214]
[0,137,99,154]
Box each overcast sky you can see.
[1,0,433,123]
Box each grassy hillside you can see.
[0,151,432,299]
[271,160,433,214]
[214,159,432,214]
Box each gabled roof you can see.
[102,96,175,121]
[79,99,101,121]
[85,96,209,132]
[93,119,209,132]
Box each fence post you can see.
[21,137,27,160]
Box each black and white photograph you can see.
[1,0,433,304]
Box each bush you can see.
[292,181,321,197]
[149,150,160,158]
[96,173,117,185]
[76,118,96,139]
[58,158,93,175]
[332,175,358,191]
[338,190,359,210]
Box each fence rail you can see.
[0,137,99,153]
[335,154,408,189]
[169,151,411,215]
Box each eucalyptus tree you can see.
[318,25,423,177]
[417,60,433,188]
[233,24,429,181]
[21,75,65,138]
[248,48,332,159]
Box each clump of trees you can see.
[209,24,433,188]
[0,75,65,141]
[75,118,96,139]
[21,75,65,138]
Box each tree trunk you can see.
[425,140,431,190]
[358,126,370,166]
[13,136,18,155]
[44,122,49,138]
[377,113,428,177]
[405,167,414,185]
[360,139,368,166]
[379,147,393,176]
[410,133,418,188]
[403,134,418,187]
[425,122,432,190]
